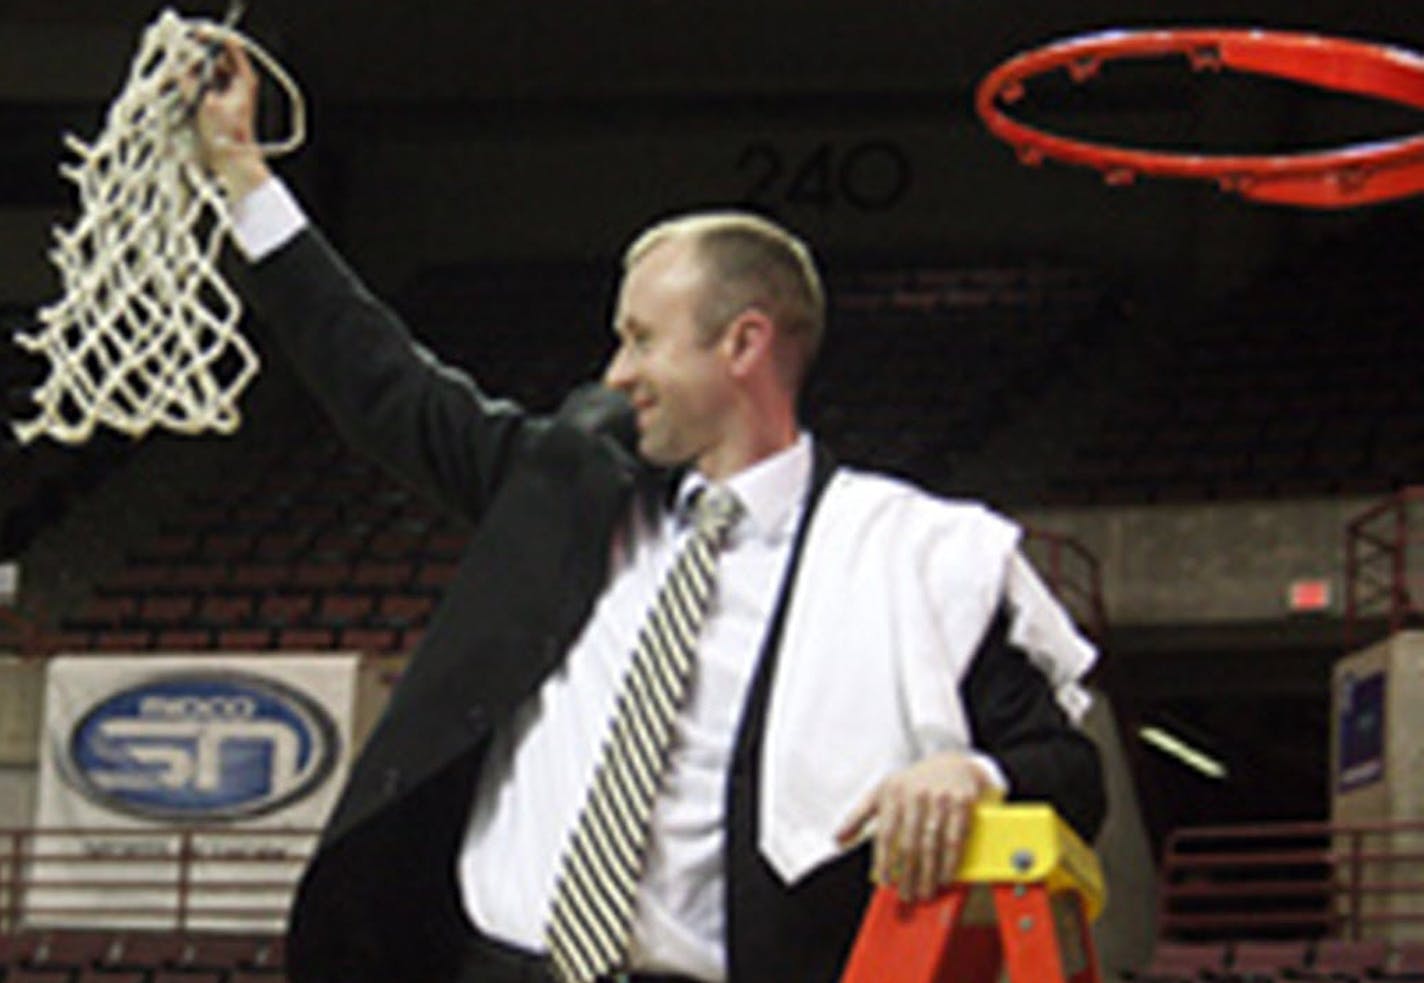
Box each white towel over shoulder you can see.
[758,469,1096,884]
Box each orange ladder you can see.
[840,803,1105,983]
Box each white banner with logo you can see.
[29,654,359,933]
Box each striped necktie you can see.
[545,484,744,983]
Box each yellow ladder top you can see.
[954,803,1106,921]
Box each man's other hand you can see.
[834,751,1000,902]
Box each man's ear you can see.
[723,308,775,379]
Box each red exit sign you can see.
[1288,578,1332,612]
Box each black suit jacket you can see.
[238,228,1106,983]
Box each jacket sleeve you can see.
[233,226,536,522]
[959,607,1107,842]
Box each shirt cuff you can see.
[229,176,308,261]
[969,752,1010,797]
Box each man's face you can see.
[603,238,734,470]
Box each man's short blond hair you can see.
[623,211,826,392]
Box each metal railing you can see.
[1345,486,1424,648]
[0,826,318,934]
[1159,818,1424,941]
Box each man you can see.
[196,42,1104,983]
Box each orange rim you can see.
[975,28,1424,207]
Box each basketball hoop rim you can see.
[975,27,1424,207]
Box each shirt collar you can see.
[674,434,813,544]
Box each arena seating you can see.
[1121,936,1424,983]
[1225,940,1315,982]
[1122,940,1234,982]
[0,930,284,981]
[21,401,466,654]
[1125,814,1424,983]
[7,220,1420,650]
[5,928,1418,982]
[808,263,1111,485]
[1306,937,1391,980]
[1393,942,1424,979]
[21,257,1111,657]
[1037,214,1424,506]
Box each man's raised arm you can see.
[191,41,536,522]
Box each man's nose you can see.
[602,347,631,391]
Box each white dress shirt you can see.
[460,436,812,982]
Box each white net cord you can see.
[12,8,305,445]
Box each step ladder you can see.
[840,803,1105,983]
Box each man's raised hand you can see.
[190,37,271,201]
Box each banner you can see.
[29,653,359,932]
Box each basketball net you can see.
[12,8,305,445]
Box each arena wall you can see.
[1017,496,1375,626]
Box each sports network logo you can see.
[65,674,339,821]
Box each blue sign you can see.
[65,673,339,821]
[1337,671,1385,793]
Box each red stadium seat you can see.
[91,932,186,974]
[1228,939,1312,981]
[351,559,415,590]
[216,628,274,650]
[277,627,337,649]
[316,592,374,627]
[253,530,312,562]
[416,560,459,590]
[6,930,113,969]
[137,531,199,561]
[155,628,214,650]
[92,629,153,652]
[377,593,435,627]
[1307,938,1388,980]
[308,527,368,560]
[1391,941,1424,978]
[196,594,256,628]
[256,592,315,628]
[166,934,281,973]
[1123,941,1233,983]
[199,530,257,561]
[425,528,469,559]
[29,629,93,654]
[166,562,230,591]
[246,934,285,970]
[292,561,351,590]
[339,627,399,653]
[6,969,75,983]
[138,594,197,627]
[228,562,291,592]
[367,526,426,560]
[106,561,175,592]
[330,492,384,520]
[229,502,285,527]
[71,594,138,629]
